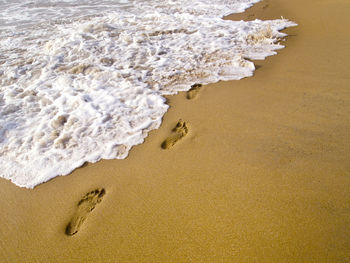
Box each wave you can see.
[0,0,296,188]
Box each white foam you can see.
[0,0,296,188]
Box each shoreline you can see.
[0,0,294,190]
[1,0,350,262]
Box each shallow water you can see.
[0,0,295,188]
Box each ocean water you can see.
[0,0,296,188]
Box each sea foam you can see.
[0,0,296,188]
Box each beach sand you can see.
[1,0,350,262]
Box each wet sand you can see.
[1,0,350,262]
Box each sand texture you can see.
[1,0,350,262]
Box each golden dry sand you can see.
[1,0,350,262]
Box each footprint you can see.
[65,188,106,236]
[161,119,189,149]
[187,84,202,100]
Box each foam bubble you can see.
[0,0,296,188]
